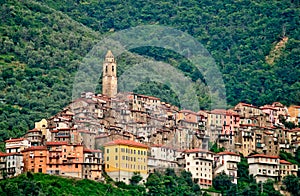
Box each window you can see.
[107,157,109,161]
[115,148,118,153]
[75,164,78,168]
[107,149,109,153]
[112,66,114,72]
[115,156,118,160]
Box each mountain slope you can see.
[36,0,300,106]
[0,0,299,142]
[0,0,100,140]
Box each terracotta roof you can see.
[180,110,197,115]
[46,141,68,146]
[217,151,240,156]
[247,154,279,159]
[280,160,292,165]
[226,110,239,116]
[237,102,258,108]
[260,106,277,110]
[264,131,273,135]
[240,124,256,127]
[5,138,25,143]
[184,148,214,154]
[291,128,300,132]
[22,146,47,152]
[27,128,40,133]
[0,152,7,157]
[138,94,160,100]
[151,144,163,147]
[290,105,300,109]
[210,109,227,115]
[57,127,76,131]
[104,139,148,148]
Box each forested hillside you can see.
[0,0,299,141]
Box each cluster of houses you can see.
[1,51,300,187]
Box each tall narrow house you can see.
[102,50,117,97]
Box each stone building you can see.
[213,151,240,184]
[247,154,280,183]
[279,159,298,181]
[0,152,7,179]
[177,149,214,188]
[102,50,118,98]
[83,149,103,181]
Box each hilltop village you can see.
[1,51,300,188]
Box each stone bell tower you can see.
[102,50,117,97]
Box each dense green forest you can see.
[0,0,299,141]
[0,170,202,196]
[1,168,299,196]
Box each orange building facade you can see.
[22,146,47,173]
[21,142,102,180]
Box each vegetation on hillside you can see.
[0,0,299,141]
[0,169,202,196]
[1,166,299,196]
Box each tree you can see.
[261,180,282,196]
[212,171,233,195]
[145,172,165,196]
[283,175,300,196]
[295,147,300,164]
[210,142,225,153]
[129,172,143,186]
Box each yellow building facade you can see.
[104,139,148,184]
